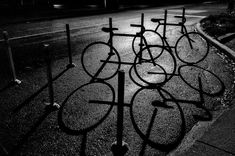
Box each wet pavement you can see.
[0,2,235,156]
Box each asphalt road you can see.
[0,2,227,71]
[0,2,227,44]
[0,2,233,156]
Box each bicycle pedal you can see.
[108,52,115,56]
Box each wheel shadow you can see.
[131,63,225,155]
[9,105,58,156]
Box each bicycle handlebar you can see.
[130,24,145,32]
[151,18,164,23]
[102,27,118,33]
[130,24,143,28]
[174,16,186,22]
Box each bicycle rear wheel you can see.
[178,64,225,96]
[133,46,176,87]
[81,42,121,81]
[130,87,185,151]
[175,32,209,64]
[58,81,115,134]
[132,30,164,61]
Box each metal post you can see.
[0,142,8,155]
[43,44,60,109]
[181,8,185,33]
[66,24,76,68]
[163,10,167,39]
[3,31,21,84]
[109,18,113,47]
[117,70,124,146]
[111,70,128,156]
[139,13,144,64]
[109,18,115,57]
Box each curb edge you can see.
[196,21,235,61]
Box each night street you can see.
[0,1,235,156]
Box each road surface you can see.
[0,2,233,156]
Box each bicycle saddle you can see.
[151,18,164,23]
[101,27,118,33]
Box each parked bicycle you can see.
[81,15,176,86]
[132,8,209,64]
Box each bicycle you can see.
[130,86,186,151]
[81,15,176,87]
[132,8,209,65]
[58,81,115,134]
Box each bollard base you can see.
[66,63,76,69]
[44,102,60,110]
[13,79,21,85]
[111,141,129,156]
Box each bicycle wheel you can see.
[130,87,185,151]
[133,46,176,87]
[58,81,115,135]
[132,30,164,61]
[178,64,225,96]
[175,32,209,64]
[81,42,121,81]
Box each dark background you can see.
[1,0,215,10]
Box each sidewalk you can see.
[0,2,234,155]
[176,23,235,156]
[180,103,235,156]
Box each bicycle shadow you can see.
[130,86,186,155]
[57,80,115,155]
[0,82,15,94]
[56,62,225,155]
[9,105,58,156]
[12,67,70,113]
[132,63,225,155]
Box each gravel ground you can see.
[0,24,235,155]
[226,38,235,51]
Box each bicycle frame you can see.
[103,15,156,66]
[151,8,193,53]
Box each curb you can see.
[218,32,235,44]
[169,20,235,156]
[196,21,235,61]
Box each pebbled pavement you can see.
[173,20,235,156]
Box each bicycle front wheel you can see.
[133,46,176,87]
[130,87,185,151]
[132,30,164,61]
[81,42,121,81]
[175,32,209,64]
[58,81,115,134]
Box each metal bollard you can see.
[66,24,76,68]
[3,31,21,84]
[163,10,167,39]
[43,44,60,110]
[0,142,8,155]
[181,8,186,33]
[109,18,113,54]
[139,13,144,64]
[111,70,129,156]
